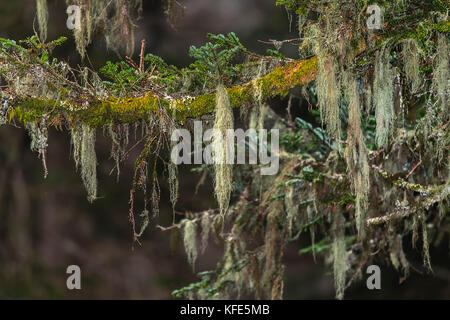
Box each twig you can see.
[139,39,145,73]
[125,56,139,71]
[405,160,422,179]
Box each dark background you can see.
[0,0,448,299]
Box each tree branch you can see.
[9,57,317,127]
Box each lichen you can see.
[26,117,49,178]
[36,0,48,42]
[402,38,422,93]
[80,124,97,202]
[183,219,198,269]
[331,208,348,300]
[343,72,370,238]
[213,84,234,218]
[374,49,395,147]
[315,51,341,142]
[200,213,212,253]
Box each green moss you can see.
[10,57,318,127]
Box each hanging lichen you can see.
[63,0,142,58]
[213,84,234,218]
[163,0,185,29]
[36,0,48,42]
[200,213,213,253]
[402,39,421,93]
[108,124,129,181]
[168,106,179,214]
[80,124,98,202]
[26,118,49,178]
[388,229,410,278]
[284,183,298,239]
[432,33,449,115]
[183,219,198,269]
[315,51,341,142]
[262,199,286,300]
[374,49,395,147]
[331,208,348,300]
[419,211,432,272]
[250,59,267,131]
[343,73,370,238]
[418,33,449,165]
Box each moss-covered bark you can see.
[10,57,317,127]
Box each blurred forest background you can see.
[0,0,448,299]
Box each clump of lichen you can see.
[314,50,341,142]
[36,0,48,42]
[63,0,142,57]
[26,118,49,178]
[183,219,198,269]
[331,208,348,300]
[374,49,395,147]
[402,38,422,93]
[343,73,370,238]
[72,124,97,202]
[108,124,129,181]
[213,84,234,218]
[432,33,449,117]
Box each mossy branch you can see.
[9,57,317,127]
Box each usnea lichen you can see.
[402,38,422,93]
[331,208,348,300]
[213,84,234,218]
[344,73,370,238]
[315,51,341,142]
[36,0,48,42]
[26,118,49,178]
[71,124,98,202]
[374,49,395,147]
[183,219,198,269]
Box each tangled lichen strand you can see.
[419,211,433,272]
[432,33,449,117]
[108,124,129,181]
[402,39,422,93]
[80,124,97,202]
[200,213,212,253]
[36,0,48,42]
[71,125,82,169]
[249,59,267,131]
[26,118,49,178]
[284,183,298,239]
[168,107,179,213]
[331,208,348,300]
[183,219,198,269]
[63,0,142,58]
[388,230,410,278]
[374,49,395,147]
[416,33,449,165]
[343,73,370,238]
[315,52,341,142]
[261,201,286,300]
[213,84,234,218]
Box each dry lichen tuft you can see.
[374,49,395,147]
[73,124,98,202]
[332,208,348,300]
[344,73,370,238]
[213,84,234,218]
[36,0,48,42]
[183,219,198,269]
